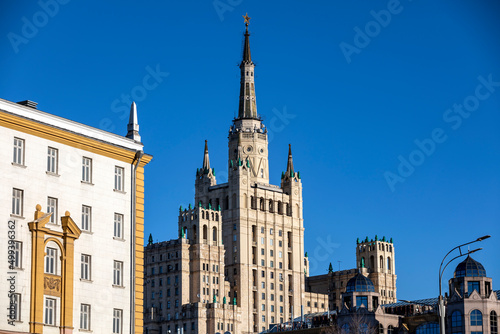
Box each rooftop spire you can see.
[237,13,258,119]
[203,140,210,171]
[286,144,294,176]
[126,101,141,142]
[242,13,252,64]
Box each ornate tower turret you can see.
[195,140,216,206]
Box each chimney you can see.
[17,100,38,109]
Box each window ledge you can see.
[81,230,93,235]
[80,278,93,283]
[78,330,93,333]
[46,171,60,177]
[112,284,126,289]
[113,237,126,242]
[113,189,126,194]
[10,214,25,220]
[81,181,94,186]
[11,162,27,168]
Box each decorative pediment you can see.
[61,211,82,239]
[28,204,52,231]
[469,289,481,300]
[487,290,498,301]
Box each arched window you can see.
[470,310,483,326]
[491,311,498,334]
[250,196,256,209]
[370,256,375,269]
[224,196,229,210]
[378,323,384,334]
[415,323,439,334]
[451,310,463,329]
[183,226,188,239]
[260,198,265,211]
[211,212,214,220]
[269,200,273,213]
[277,201,283,214]
[387,325,394,334]
[201,211,205,219]
[202,225,208,241]
[232,194,237,209]
[44,242,61,276]
[358,323,368,334]
[387,257,391,272]
[212,227,217,243]
[193,225,197,242]
[215,213,219,221]
[380,256,384,269]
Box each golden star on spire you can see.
[243,13,251,25]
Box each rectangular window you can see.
[81,205,91,232]
[82,157,92,183]
[113,261,123,286]
[12,293,21,321]
[13,137,24,165]
[356,296,368,308]
[114,213,123,239]
[13,241,22,269]
[81,254,91,280]
[47,147,58,173]
[114,166,124,191]
[468,281,480,295]
[45,247,57,274]
[47,197,58,224]
[44,298,56,325]
[12,188,23,216]
[261,237,265,245]
[113,309,122,334]
[80,304,90,330]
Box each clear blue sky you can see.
[1,0,499,301]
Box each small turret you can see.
[126,102,141,142]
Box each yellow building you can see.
[0,98,152,334]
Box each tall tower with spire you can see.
[191,14,328,333]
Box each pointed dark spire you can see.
[237,13,257,119]
[203,140,210,171]
[286,144,294,176]
[242,22,252,64]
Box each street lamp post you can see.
[437,235,490,334]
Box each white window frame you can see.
[82,157,92,183]
[13,241,22,269]
[12,188,23,216]
[113,261,123,286]
[13,137,24,165]
[114,213,123,239]
[113,309,122,334]
[81,254,91,280]
[47,197,58,224]
[44,298,56,325]
[81,205,91,232]
[12,293,21,321]
[80,304,90,330]
[114,166,124,191]
[47,147,58,173]
[45,247,57,275]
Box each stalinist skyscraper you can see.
[144,15,328,334]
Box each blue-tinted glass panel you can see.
[416,322,439,334]
[471,310,483,326]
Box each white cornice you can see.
[0,98,143,151]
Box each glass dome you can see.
[346,274,375,293]
[454,256,486,278]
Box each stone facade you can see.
[143,20,328,334]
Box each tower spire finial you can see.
[203,140,210,171]
[126,101,141,142]
[286,144,294,176]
